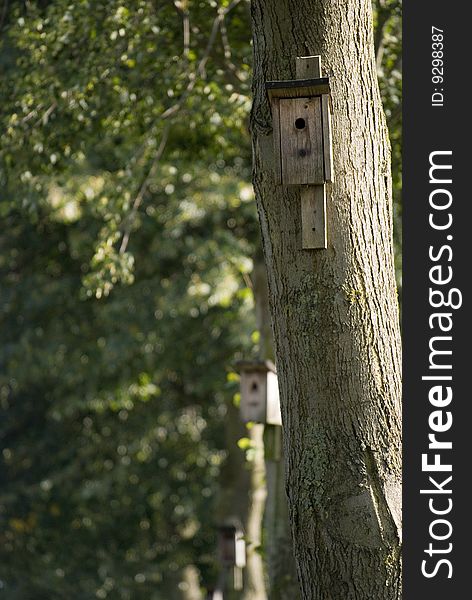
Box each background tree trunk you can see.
[242,423,267,600]
[179,565,204,600]
[263,434,299,600]
[250,1,402,599]
[217,391,265,600]
[253,256,299,600]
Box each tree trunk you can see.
[263,442,299,599]
[243,423,267,600]
[179,565,203,600]
[253,256,299,600]
[217,393,265,600]
[250,1,402,599]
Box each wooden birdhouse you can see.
[266,63,332,186]
[217,523,246,569]
[236,360,282,427]
[265,55,333,250]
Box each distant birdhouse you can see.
[266,74,333,186]
[218,523,246,569]
[236,360,282,427]
[205,589,223,600]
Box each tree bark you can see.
[250,1,402,599]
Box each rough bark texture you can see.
[250,1,402,599]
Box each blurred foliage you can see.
[1,1,256,597]
[0,0,402,598]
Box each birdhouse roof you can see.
[266,77,330,100]
[234,359,276,374]
[218,517,244,535]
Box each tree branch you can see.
[172,1,190,58]
[119,125,170,255]
[119,0,244,253]
[160,0,243,120]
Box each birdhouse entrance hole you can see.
[295,117,306,129]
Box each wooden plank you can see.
[272,98,282,184]
[279,97,324,185]
[296,56,328,248]
[301,186,327,249]
[321,94,334,182]
[296,55,321,79]
[264,425,282,460]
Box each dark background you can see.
[403,2,469,596]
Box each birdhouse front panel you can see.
[240,371,267,423]
[279,97,324,185]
